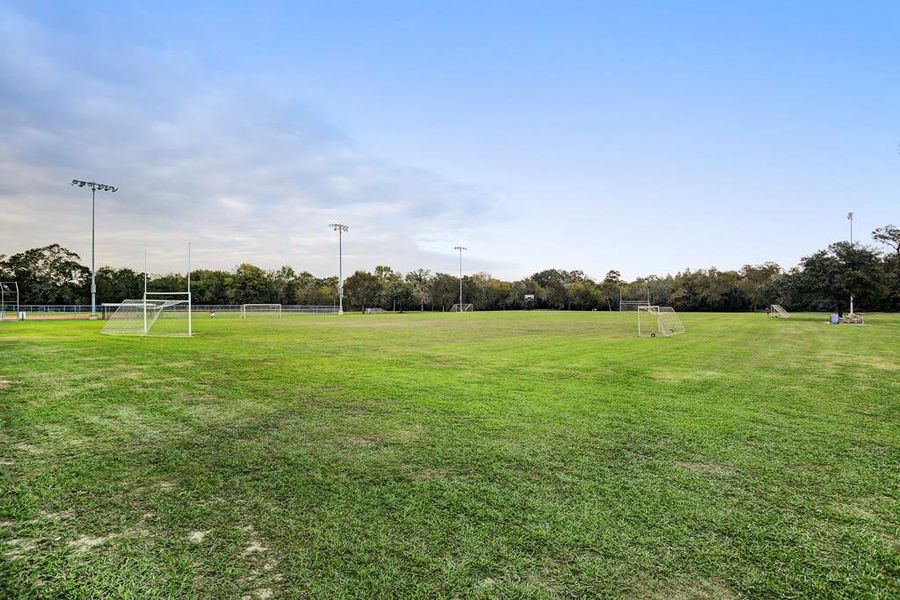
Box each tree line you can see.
[2,225,898,312]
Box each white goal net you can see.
[637,305,685,337]
[241,304,282,318]
[450,303,474,312]
[102,293,192,336]
[844,312,865,324]
[769,304,789,318]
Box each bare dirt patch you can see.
[188,530,209,543]
[68,534,111,552]
[401,463,448,481]
[242,540,267,556]
[13,442,43,454]
[345,435,381,447]
[4,538,37,559]
[631,577,740,599]
[651,369,722,383]
[674,461,735,475]
[235,524,284,599]
[833,503,877,522]
[389,424,424,443]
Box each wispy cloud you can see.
[0,4,498,276]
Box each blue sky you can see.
[1,1,897,279]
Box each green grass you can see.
[1,312,898,598]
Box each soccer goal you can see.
[102,292,192,336]
[769,304,790,318]
[450,303,474,312]
[844,312,865,325]
[241,304,282,318]
[1,281,19,321]
[637,305,685,337]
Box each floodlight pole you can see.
[187,241,192,337]
[454,246,467,309]
[330,224,349,314]
[847,212,855,314]
[72,179,118,319]
[143,250,148,335]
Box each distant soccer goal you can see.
[241,304,282,318]
[619,299,650,311]
[102,292,192,337]
[769,304,790,318]
[637,305,685,337]
[844,312,865,325]
[450,303,474,312]
[1,281,19,321]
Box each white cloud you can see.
[0,5,502,277]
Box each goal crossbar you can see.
[450,303,474,312]
[619,299,650,311]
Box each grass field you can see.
[1,312,898,598]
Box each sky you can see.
[1,1,897,280]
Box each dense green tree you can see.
[228,263,272,304]
[343,270,382,310]
[0,244,89,304]
[428,273,459,311]
[96,267,144,303]
[783,243,887,312]
[738,263,782,311]
[270,266,299,305]
[191,269,231,304]
[405,269,432,311]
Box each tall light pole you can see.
[454,246,467,310]
[330,224,349,314]
[72,179,117,319]
[847,212,855,314]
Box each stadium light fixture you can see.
[454,246,467,310]
[71,179,118,319]
[329,224,349,314]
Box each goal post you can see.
[450,303,474,312]
[769,304,790,318]
[0,281,19,321]
[637,305,685,337]
[240,304,282,318]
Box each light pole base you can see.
[89,313,99,321]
